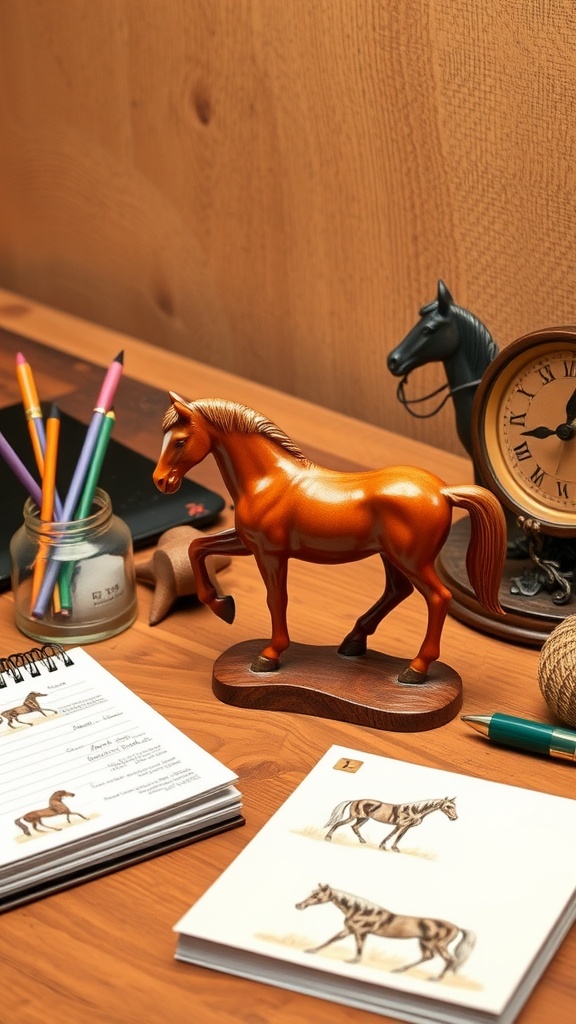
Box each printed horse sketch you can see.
[15,790,89,836]
[324,796,457,851]
[0,691,57,729]
[296,883,475,979]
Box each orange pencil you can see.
[15,351,46,477]
[31,404,60,608]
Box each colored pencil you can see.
[31,404,61,608]
[58,410,116,610]
[15,351,45,475]
[32,352,125,619]
[73,410,115,520]
[15,351,64,519]
[0,429,43,507]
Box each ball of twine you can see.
[538,614,576,728]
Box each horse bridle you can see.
[396,375,482,419]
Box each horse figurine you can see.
[153,394,506,684]
[387,280,498,462]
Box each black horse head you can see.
[387,280,498,460]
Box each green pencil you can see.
[59,411,116,611]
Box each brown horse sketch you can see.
[324,796,457,851]
[296,883,475,979]
[15,790,89,836]
[0,691,57,729]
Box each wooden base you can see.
[212,640,462,732]
[437,519,570,647]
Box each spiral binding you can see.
[0,643,74,687]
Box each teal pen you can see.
[462,713,576,762]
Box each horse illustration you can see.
[387,280,498,464]
[324,795,457,850]
[296,883,475,979]
[15,790,89,836]
[0,691,57,729]
[153,395,506,683]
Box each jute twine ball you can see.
[538,614,576,728]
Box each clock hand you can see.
[564,385,576,424]
[519,388,576,440]
[521,426,556,439]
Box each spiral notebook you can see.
[0,643,243,912]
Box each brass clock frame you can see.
[471,326,576,538]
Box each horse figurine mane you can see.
[418,295,499,380]
[162,395,309,463]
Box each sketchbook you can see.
[174,744,576,1024]
[0,644,243,912]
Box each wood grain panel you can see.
[1,1,576,459]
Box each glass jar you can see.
[10,488,138,643]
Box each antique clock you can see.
[438,327,576,645]
[471,326,576,538]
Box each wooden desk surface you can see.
[0,290,573,1024]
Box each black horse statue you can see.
[387,280,498,461]
[388,281,574,604]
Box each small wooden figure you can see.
[153,395,506,730]
[135,525,230,625]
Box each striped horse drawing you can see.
[15,790,89,836]
[324,795,457,850]
[0,692,57,729]
[296,883,475,979]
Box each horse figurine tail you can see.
[14,817,31,836]
[444,485,506,616]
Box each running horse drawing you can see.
[153,395,506,682]
[0,691,57,729]
[387,280,498,463]
[15,790,89,836]
[296,883,475,979]
[324,795,457,851]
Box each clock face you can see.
[473,330,576,536]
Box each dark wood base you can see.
[212,640,462,732]
[437,519,571,647]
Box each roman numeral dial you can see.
[472,330,576,536]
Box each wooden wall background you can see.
[1,0,576,458]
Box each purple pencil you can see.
[32,351,125,618]
[0,429,43,507]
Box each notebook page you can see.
[0,646,238,877]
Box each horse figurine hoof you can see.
[398,666,428,685]
[213,595,236,624]
[250,654,280,673]
[338,637,367,658]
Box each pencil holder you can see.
[10,488,137,643]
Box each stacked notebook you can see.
[0,644,242,911]
[174,744,576,1024]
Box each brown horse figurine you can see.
[153,395,506,682]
